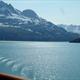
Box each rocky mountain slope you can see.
[0,1,79,41]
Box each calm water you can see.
[0,41,80,80]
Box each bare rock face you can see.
[22,9,38,19]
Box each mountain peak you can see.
[0,1,8,7]
[0,1,13,9]
[22,9,39,19]
[0,1,20,16]
[0,0,3,2]
[0,1,12,16]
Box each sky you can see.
[3,0,80,25]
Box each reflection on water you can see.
[0,41,80,80]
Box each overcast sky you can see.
[3,0,80,25]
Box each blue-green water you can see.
[0,41,80,80]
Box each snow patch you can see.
[27,28,33,32]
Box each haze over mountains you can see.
[0,1,79,41]
[58,24,80,34]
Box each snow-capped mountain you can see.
[0,1,79,41]
[58,24,80,34]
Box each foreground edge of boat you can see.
[0,73,29,80]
